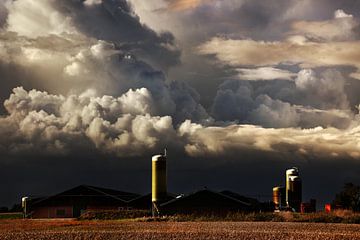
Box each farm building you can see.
[160,189,255,215]
[128,193,175,210]
[22,153,264,218]
[24,186,260,218]
[25,185,139,218]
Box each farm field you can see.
[0,219,360,240]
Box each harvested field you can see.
[0,219,360,240]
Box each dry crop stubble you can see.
[0,220,360,240]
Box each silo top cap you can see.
[152,154,166,161]
[286,168,299,174]
[289,175,300,181]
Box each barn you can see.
[160,189,254,215]
[128,193,175,210]
[24,186,262,218]
[26,185,139,218]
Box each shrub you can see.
[79,209,151,220]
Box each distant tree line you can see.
[333,183,360,212]
[0,204,21,213]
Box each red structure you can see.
[325,204,332,213]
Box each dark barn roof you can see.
[27,185,263,218]
[220,190,260,210]
[128,193,176,210]
[160,189,253,214]
[128,193,153,210]
[30,185,140,208]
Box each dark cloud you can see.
[130,0,360,112]
[1,0,360,209]
[211,81,255,122]
[294,69,349,110]
[0,2,7,28]
[0,8,202,124]
[211,68,353,128]
[54,0,181,71]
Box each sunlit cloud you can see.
[236,67,296,81]
[179,120,360,159]
[291,9,358,42]
[167,0,209,11]
[198,38,360,80]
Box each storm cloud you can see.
[1,0,360,208]
[1,86,359,159]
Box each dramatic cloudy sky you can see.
[1,0,360,208]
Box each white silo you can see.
[285,167,302,211]
[22,197,29,218]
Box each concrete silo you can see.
[152,150,167,216]
[286,167,302,212]
[21,197,29,218]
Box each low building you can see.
[128,193,175,210]
[128,194,153,210]
[160,189,253,215]
[220,190,262,211]
[26,185,139,218]
[24,186,261,218]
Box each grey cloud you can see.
[0,2,7,29]
[196,7,360,91]
[0,25,204,124]
[0,0,182,102]
[132,0,360,43]
[211,81,255,122]
[169,81,209,124]
[283,0,360,21]
[130,0,360,111]
[131,0,295,42]
[198,37,360,76]
[128,0,304,111]
[1,83,357,160]
[249,95,299,128]
[53,0,181,71]
[211,69,352,128]
[295,69,349,110]
[291,9,360,42]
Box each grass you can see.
[77,209,360,224]
[79,209,151,220]
[0,212,23,219]
[155,212,284,222]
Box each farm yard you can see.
[0,220,360,240]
